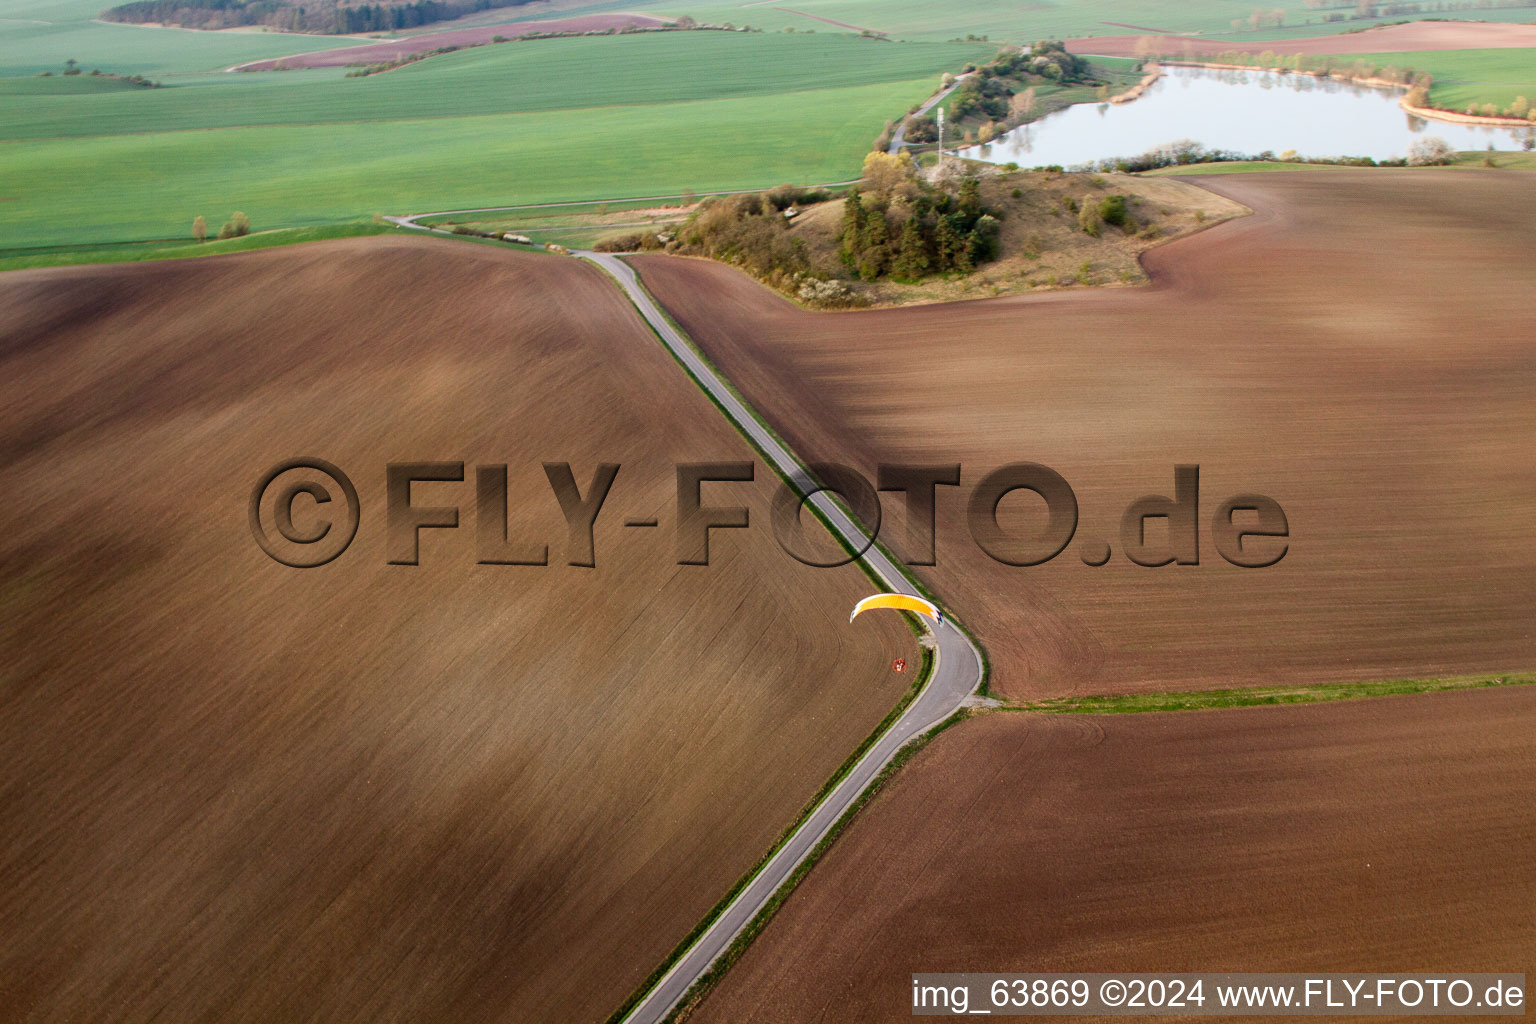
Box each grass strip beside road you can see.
[1011,673,1535,715]
[0,221,398,273]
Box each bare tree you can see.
[1406,136,1456,166]
[1009,85,1037,120]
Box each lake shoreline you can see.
[968,61,1530,167]
[1107,61,1163,104]
[1156,59,1534,130]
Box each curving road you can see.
[888,72,970,154]
[577,250,984,1024]
[386,206,985,1020]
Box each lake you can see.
[971,65,1533,168]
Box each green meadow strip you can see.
[1010,674,1535,715]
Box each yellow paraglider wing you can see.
[849,593,943,625]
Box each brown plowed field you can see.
[694,689,1536,1023]
[631,169,1536,701]
[0,236,912,1023]
[1069,20,1536,58]
[236,13,665,70]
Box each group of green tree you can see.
[103,0,531,34]
[666,153,1004,303]
[40,59,160,86]
[954,41,1093,120]
[840,153,999,282]
[905,41,1097,145]
[192,212,251,242]
[1074,193,1129,237]
[672,184,831,292]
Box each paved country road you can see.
[889,72,970,154]
[388,211,985,1022]
[578,251,984,1024]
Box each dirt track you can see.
[235,13,664,70]
[693,688,1536,1023]
[1069,20,1536,58]
[631,169,1536,701]
[0,236,912,1023]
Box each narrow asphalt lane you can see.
[578,250,984,1024]
[888,72,970,154]
[381,213,985,1019]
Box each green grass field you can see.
[643,0,1238,42]
[1200,5,1536,42]
[543,0,1536,43]
[1142,159,1342,175]
[1345,47,1536,112]
[1456,149,1536,167]
[0,93,847,235]
[0,4,358,78]
[0,75,150,96]
[1,30,984,251]
[6,0,1535,263]
[0,221,402,272]
[0,32,988,140]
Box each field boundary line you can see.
[390,182,860,229]
[1004,672,1536,715]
